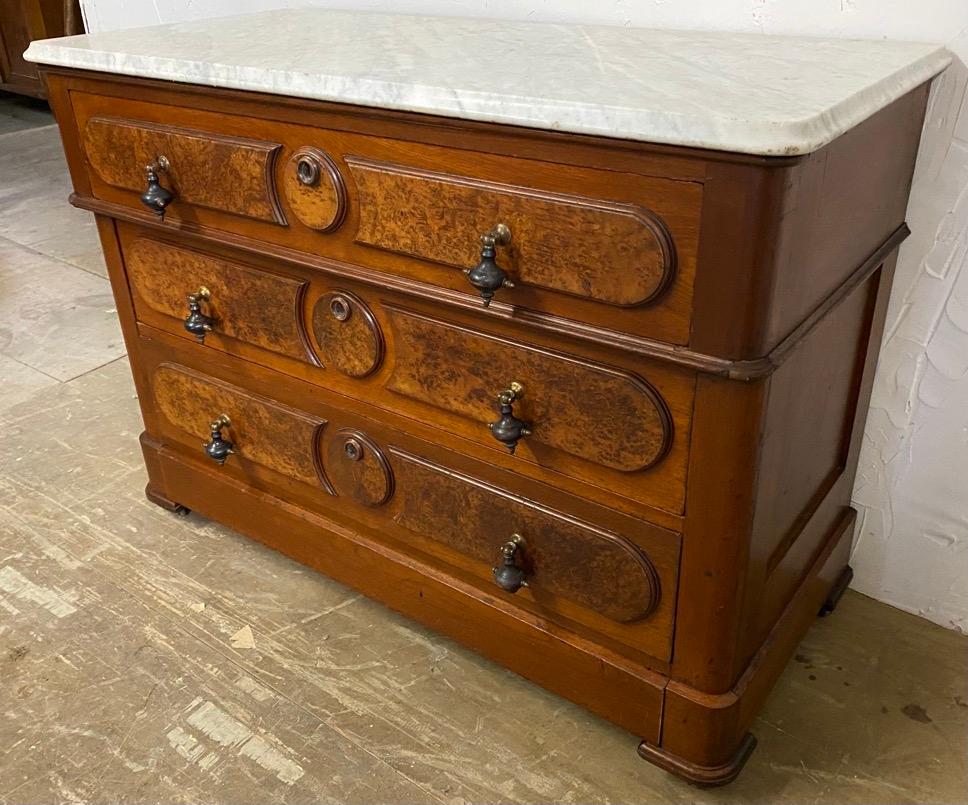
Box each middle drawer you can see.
[120,223,694,517]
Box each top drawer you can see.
[70,90,702,345]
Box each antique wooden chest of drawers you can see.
[27,10,950,785]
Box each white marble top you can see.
[25,9,950,156]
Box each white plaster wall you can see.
[79,0,968,632]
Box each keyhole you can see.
[344,438,363,461]
[296,156,320,187]
[330,296,351,321]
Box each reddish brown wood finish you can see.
[115,224,695,519]
[83,116,287,224]
[40,64,932,786]
[347,156,676,306]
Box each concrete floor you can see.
[0,92,966,805]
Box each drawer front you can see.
[72,88,701,345]
[122,227,692,516]
[83,116,286,224]
[348,157,675,307]
[126,237,312,361]
[143,350,679,660]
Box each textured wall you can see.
[78,0,968,632]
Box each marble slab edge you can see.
[24,29,952,157]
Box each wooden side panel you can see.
[83,116,286,223]
[348,157,676,306]
[754,274,875,577]
[125,236,312,362]
[385,307,673,473]
[391,449,660,624]
[762,88,928,349]
[151,363,326,488]
[740,258,897,663]
[690,87,929,358]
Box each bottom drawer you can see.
[145,436,667,743]
[136,337,680,664]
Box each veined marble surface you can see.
[25,8,950,156]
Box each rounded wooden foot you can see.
[145,484,190,516]
[637,733,757,787]
[818,565,853,616]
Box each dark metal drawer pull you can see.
[492,534,528,593]
[489,381,531,454]
[464,223,513,307]
[141,156,174,219]
[184,286,214,343]
[203,414,234,465]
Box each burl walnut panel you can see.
[326,428,394,507]
[152,363,326,488]
[348,157,676,307]
[385,307,673,473]
[283,146,346,231]
[83,116,286,224]
[126,237,312,362]
[311,291,384,378]
[391,449,660,623]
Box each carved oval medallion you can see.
[311,291,384,377]
[325,429,394,507]
[283,147,347,232]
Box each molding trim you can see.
[70,192,907,381]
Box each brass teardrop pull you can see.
[492,535,528,593]
[141,155,173,219]
[184,286,214,343]
[464,223,513,307]
[488,381,531,454]
[202,414,234,465]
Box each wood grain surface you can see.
[83,115,286,224]
[385,307,673,473]
[151,363,326,489]
[348,156,676,306]
[391,449,660,623]
[125,236,312,362]
[311,291,384,378]
[283,146,346,232]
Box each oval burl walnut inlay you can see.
[283,146,347,231]
[347,157,676,306]
[311,291,384,377]
[385,308,672,472]
[152,365,328,489]
[83,116,286,224]
[325,429,394,506]
[390,450,660,622]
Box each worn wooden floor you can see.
[0,93,966,805]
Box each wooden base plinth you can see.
[638,733,757,787]
[819,565,853,616]
[145,483,191,516]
